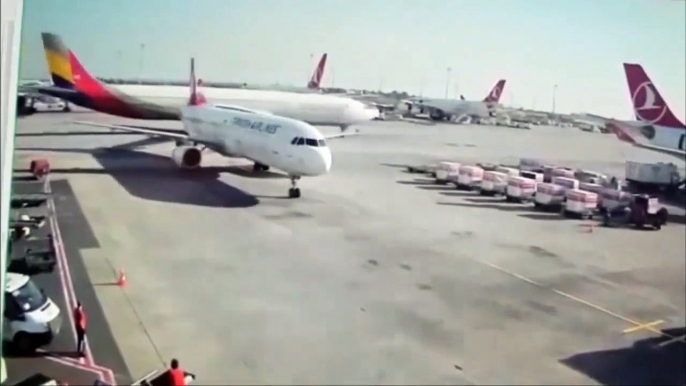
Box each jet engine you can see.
[171,146,202,169]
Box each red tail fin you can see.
[307,53,327,90]
[188,58,206,106]
[623,63,684,128]
[483,80,506,103]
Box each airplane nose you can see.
[318,148,332,174]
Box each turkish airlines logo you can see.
[490,85,502,100]
[632,81,666,124]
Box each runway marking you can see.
[481,260,685,346]
[623,319,665,334]
[659,334,686,347]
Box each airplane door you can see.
[679,133,685,151]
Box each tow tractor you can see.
[602,194,669,230]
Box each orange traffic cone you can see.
[117,269,127,287]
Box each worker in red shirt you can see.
[73,301,87,357]
[168,359,186,386]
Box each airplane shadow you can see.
[560,327,686,386]
[15,145,261,208]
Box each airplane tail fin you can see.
[483,79,506,103]
[41,32,99,90]
[188,58,207,106]
[307,53,328,90]
[623,63,685,128]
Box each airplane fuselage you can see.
[42,82,379,128]
[621,120,686,152]
[180,104,332,177]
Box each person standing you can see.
[168,359,187,386]
[73,301,87,357]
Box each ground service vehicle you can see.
[3,273,62,353]
[602,194,669,230]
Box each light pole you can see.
[445,67,452,99]
[552,84,558,114]
[138,43,145,84]
[116,50,122,80]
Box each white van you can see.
[3,273,62,353]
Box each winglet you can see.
[307,53,328,90]
[623,63,685,129]
[188,58,206,106]
[483,79,506,103]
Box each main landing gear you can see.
[253,162,270,172]
[288,176,301,198]
[340,125,349,132]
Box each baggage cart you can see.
[435,162,460,184]
[505,176,536,202]
[456,165,484,190]
[534,183,566,209]
[480,171,508,196]
[563,189,598,219]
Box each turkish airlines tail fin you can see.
[188,58,206,106]
[483,79,506,103]
[623,63,685,129]
[307,53,328,90]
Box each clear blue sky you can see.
[19,0,686,118]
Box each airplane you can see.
[604,63,685,160]
[73,58,356,199]
[403,79,507,121]
[32,33,378,132]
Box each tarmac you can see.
[11,110,686,385]
[5,172,130,385]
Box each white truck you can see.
[3,273,62,354]
[625,161,682,192]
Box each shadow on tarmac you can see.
[15,143,262,208]
[560,327,686,386]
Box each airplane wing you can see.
[72,121,192,140]
[607,121,686,160]
[323,132,359,140]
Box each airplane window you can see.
[318,139,326,147]
[305,138,318,147]
[291,137,298,145]
[297,138,305,146]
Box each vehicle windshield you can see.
[12,280,47,313]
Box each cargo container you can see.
[480,171,508,195]
[534,183,566,208]
[564,189,598,219]
[435,162,461,184]
[505,176,537,202]
[456,165,484,190]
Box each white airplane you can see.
[404,79,507,121]
[604,63,685,160]
[74,59,355,199]
[35,33,378,132]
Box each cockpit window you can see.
[318,139,326,147]
[305,138,318,147]
[296,137,305,146]
[291,137,298,145]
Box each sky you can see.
[18,0,686,118]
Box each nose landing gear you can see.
[288,176,301,198]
